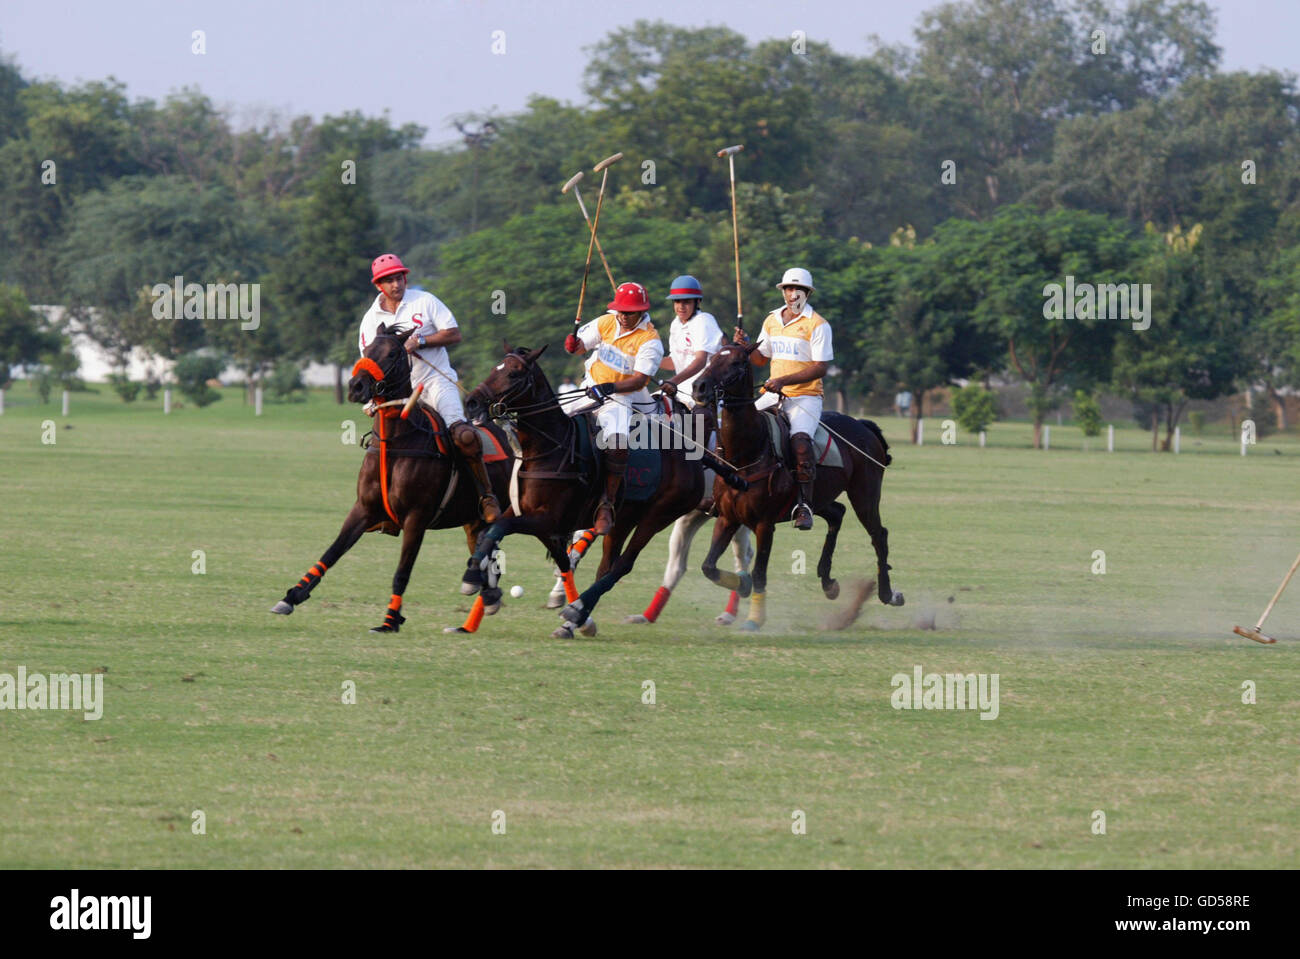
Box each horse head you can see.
[692,341,757,407]
[464,339,550,425]
[348,323,414,404]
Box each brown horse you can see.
[691,343,903,631]
[461,342,723,638]
[270,325,514,632]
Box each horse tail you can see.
[858,418,892,467]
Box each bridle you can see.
[351,334,411,402]
[702,345,762,410]
[471,352,574,460]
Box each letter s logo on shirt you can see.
[411,313,424,327]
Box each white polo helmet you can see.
[776,267,814,291]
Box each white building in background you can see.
[26,305,337,387]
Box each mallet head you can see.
[593,152,624,172]
[561,171,584,195]
[1233,625,1277,644]
[717,144,744,157]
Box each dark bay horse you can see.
[270,325,514,633]
[461,343,708,638]
[691,343,903,631]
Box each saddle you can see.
[759,410,843,471]
[362,406,510,535]
[362,407,508,462]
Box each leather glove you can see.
[585,382,617,403]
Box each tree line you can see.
[1,0,1298,448]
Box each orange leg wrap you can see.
[460,596,485,633]
[562,570,579,603]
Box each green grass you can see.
[1,380,1297,868]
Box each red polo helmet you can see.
[608,282,650,312]
[371,253,409,283]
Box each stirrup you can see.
[594,498,615,535]
[479,495,502,523]
[793,502,814,530]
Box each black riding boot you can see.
[453,424,502,523]
[594,447,629,535]
[791,432,815,530]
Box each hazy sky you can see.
[2,1,1296,146]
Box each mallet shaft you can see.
[1255,550,1300,629]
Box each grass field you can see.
[1,381,1298,868]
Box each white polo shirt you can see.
[358,289,459,385]
[668,309,725,397]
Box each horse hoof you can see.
[270,600,294,615]
[823,579,841,600]
[443,626,470,634]
[740,620,761,632]
[551,623,576,639]
[736,572,753,599]
[890,590,905,607]
[579,618,598,637]
[625,614,650,625]
[545,590,566,609]
[560,601,586,625]
[715,612,736,626]
[484,602,501,616]
[370,624,398,633]
[460,580,481,596]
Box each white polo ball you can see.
[510,585,524,599]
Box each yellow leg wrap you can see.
[747,592,766,627]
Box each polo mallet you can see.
[1233,549,1300,644]
[574,152,623,328]
[717,144,745,336]
[399,383,424,420]
[562,171,616,292]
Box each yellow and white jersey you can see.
[577,313,664,385]
[756,304,833,397]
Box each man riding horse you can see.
[362,253,502,524]
[563,281,664,535]
[734,267,832,531]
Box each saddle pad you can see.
[624,446,662,502]
[761,411,843,469]
[417,406,508,463]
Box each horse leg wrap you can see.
[459,596,486,633]
[287,561,329,604]
[569,528,597,565]
[378,594,406,632]
[643,586,671,622]
[724,591,739,616]
[746,592,767,627]
[562,570,579,604]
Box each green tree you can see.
[966,206,1143,447]
[953,384,998,433]
[172,352,224,408]
[0,283,62,385]
[1111,226,1250,449]
[274,152,383,402]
